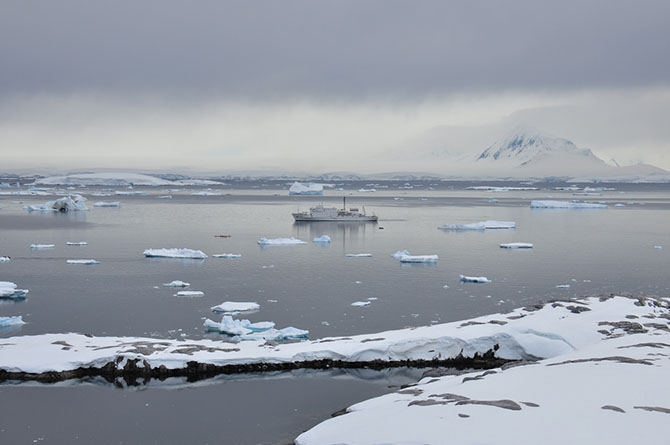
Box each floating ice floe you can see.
[143,248,208,259]
[400,254,438,263]
[556,284,571,289]
[351,301,371,307]
[163,280,190,287]
[313,235,332,243]
[66,241,88,246]
[530,200,607,209]
[614,203,625,207]
[438,220,516,230]
[158,195,172,199]
[346,253,373,257]
[459,275,491,283]
[654,245,663,250]
[211,301,260,314]
[24,194,88,212]
[391,250,411,260]
[289,182,324,195]
[213,253,242,258]
[358,188,376,192]
[176,290,204,297]
[115,190,146,196]
[94,201,121,207]
[30,244,54,249]
[257,237,307,246]
[66,259,99,265]
[204,315,307,341]
[0,316,25,328]
[500,243,534,249]
[0,281,29,299]
[0,256,10,262]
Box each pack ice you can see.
[143,248,208,259]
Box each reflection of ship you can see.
[292,197,377,222]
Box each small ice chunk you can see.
[66,259,99,265]
[351,301,371,307]
[399,254,438,263]
[346,253,372,257]
[30,244,55,249]
[531,200,607,209]
[0,316,25,328]
[211,301,260,313]
[176,290,204,297]
[391,250,410,259]
[213,253,242,258]
[313,235,332,243]
[459,275,491,283]
[144,248,207,259]
[556,284,571,288]
[614,203,625,207]
[204,315,253,335]
[438,220,516,230]
[0,282,28,299]
[66,241,88,246]
[257,237,307,245]
[500,243,533,249]
[358,188,376,192]
[654,245,663,250]
[94,201,121,207]
[163,280,190,287]
[0,256,10,262]
[158,195,172,199]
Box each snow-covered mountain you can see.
[475,130,669,180]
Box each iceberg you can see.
[351,301,371,307]
[163,280,190,287]
[66,241,88,246]
[204,315,307,341]
[143,248,207,259]
[176,290,204,297]
[25,194,88,212]
[399,254,438,263]
[115,191,147,196]
[313,235,332,243]
[257,237,307,246]
[289,182,324,195]
[66,259,99,265]
[30,244,55,249]
[391,250,411,260]
[0,316,25,328]
[556,284,571,288]
[358,188,376,192]
[500,243,534,249]
[0,256,10,262]
[94,201,121,208]
[438,220,516,230]
[531,200,607,209]
[158,195,172,199]
[212,253,242,258]
[459,274,491,283]
[0,282,29,299]
[654,245,663,250]
[211,302,260,313]
[346,253,373,257]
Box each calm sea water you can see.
[1,181,669,443]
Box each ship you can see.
[292,197,378,222]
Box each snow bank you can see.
[438,220,516,230]
[257,237,307,246]
[66,259,99,265]
[94,201,120,208]
[289,182,324,195]
[212,253,242,258]
[500,243,533,249]
[460,275,492,283]
[531,200,607,209]
[313,235,332,243]
[25,195,88,212]
[211,302,260,314]
[400,254,439,263]
[35,173,172,186]
[163,280,189,287]
[143,248,207,259]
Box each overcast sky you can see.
[1,0,669,173]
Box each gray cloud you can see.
[1,0,669,100]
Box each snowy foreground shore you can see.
[1,295,669,443]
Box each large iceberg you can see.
[25,195,88,212]
[0,281,29,299]
[289,182,324,195]
[211,301,260,314]
[531,200,608,209]
[438,220,516,230]
[257,237,307,246]
[143,248,207,259]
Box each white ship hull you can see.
[293,214,378,222]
